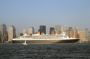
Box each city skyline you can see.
[0,0,90,33]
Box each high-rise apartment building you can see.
[0,24,8,43]
[7,25,16,42]
[78,29,86,43]
[85,29,90,42]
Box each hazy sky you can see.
[0,0,90,32]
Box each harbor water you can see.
[0,43,90,59]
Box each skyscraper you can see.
[26,27,34,35]
[0,32,1,42]
[7,25,16,42]
[67,27,74,38]
[0,24,8,43]
[39,25,46,34]
[54,25,63,34]
[22,29,27,35]
[73,28,79,38]
[49,27,55,35]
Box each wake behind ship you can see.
[12,32,79,44]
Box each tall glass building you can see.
[39,25,46,34]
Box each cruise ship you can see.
[12,32,79,44]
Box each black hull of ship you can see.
[12,39,79,44]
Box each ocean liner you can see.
[12,32,79,44]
